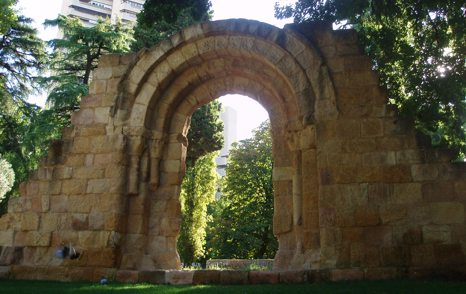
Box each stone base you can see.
[2,266,466,284]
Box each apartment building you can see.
[61,0,145,26]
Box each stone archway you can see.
[113,20,331,271]
[0,19,465,282]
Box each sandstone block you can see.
[422,225,451,244]
[192,270,220,284]
[93,267,117,282]
[410,244,435,267]
[412,164,439,181]
[0,266,11,278]
[364,267,399,280]
[14,231,51,246]
[380,205,407,224]
[68,267,94,281]
[89,211,105,230]
[392,183,422,204]
[116,270,139,283]
[361,119,383,137]
[0,246,23,265]
[71,213,89,230]
[139,270,166,284]
[71,109,95,126]
[50,195,69,213]
[86,179,110,194]
[434,244,465,267]
[363,226,392,246]
[248,271,279,284]
[219,270,248,285]
[279,270,307,283]
[62,179,87,195]
[90,79,107,94]
[330,269,363,281]
[20,212,39,231]
[78,231,110,248]
[0,231,14,246]
[431,202,464,224]
[166,270,194,285]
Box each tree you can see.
[178,100,223,265]
[205,121,277,260]
[131,0,211,51]
[0,156,14,202]
[0,0,47,102]
[276,0,466,158]
[0,0,51,212]
[186,100,224,165]
[177,151,218,265]
[43,15,133,117]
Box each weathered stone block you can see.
[14,231,51,247]
[364,267,399,280]
[330,269,364,281]
[434,244,466,267]
[116,270,139,283]
[248,271,279,284]
[431,202,464,224]
[422,225,451,244]
[78,231,110,248]
[0,246,22,265]
[219,270,249,285]
[412,164,439,181]
[0,266,11,278]
[166,270,194,285]
[192,270,220,284]
[279,270,307,283]
[20,212,39,231]
[410,244,435,267]
[139,270,166,284]
[62,179,87,195]
[392,183,422,204]
[0,231,14,247]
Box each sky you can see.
[15,0,293,141]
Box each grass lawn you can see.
[1,279,466,294]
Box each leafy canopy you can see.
[276,0,466,158]
[206,121,277,259]
[43,15,133,115]
[132,0,212,51]
[0,0,47,102]
[0,156,15,201]
[178,151,218,265]
[0,0,52,212]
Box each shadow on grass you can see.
[1,279,466,294]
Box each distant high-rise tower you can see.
[61,0,145,26]
[216,106,237,177]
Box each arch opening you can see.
[116,20,323,271]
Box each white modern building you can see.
[61,0,145,26]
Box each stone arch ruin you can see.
[0,20,465,283]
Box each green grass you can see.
[1,279,466,294]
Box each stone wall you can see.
[0,19,465,282]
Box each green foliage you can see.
[0,0,52,212]
[206,121,277,259]
[43,15,133,116]
[0,155,14,201]
[131,0,212,51]
[187,100,224,164]
[178,151,218,265]
[276,0,466,158]
[0,0,47,102]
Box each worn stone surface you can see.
[0,19,464,282]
